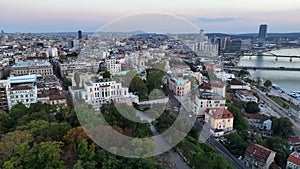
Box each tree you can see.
[77,140,96,169]
[129,75,148,100]
[74,72,81,87]
[271,117,293,138]
[260,136,290,168]
[63,77,72,90]
[146,69,165,92]
[263,79,272,88]
[237,69,250,78]
[63,126,89,153]
[244,101,260,114]
[0,131,34,166]
[228,105,250,141]
[0,110,13,134]
[103,70,111,78]
[224,133,248,157]
[9,102,28,125]
[67,109,80,127]
[16,120,71,141]
[24,141,66,169]
[119,158,156,169]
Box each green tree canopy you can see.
[263,79,272,88]
[271,117,293,138]
[244,101,260,114]
[16,120,71,141]
[24,141,66,169]
[224,133,249,157]
[103,70,111,78]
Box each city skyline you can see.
[1,0,300,33]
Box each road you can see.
[166,88,245,169]
[194,121,245,169]
[252,86,300,135]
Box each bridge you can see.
[234,51,300,61]
[223,66,300,71]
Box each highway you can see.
[251,86,300,135]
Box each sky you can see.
[1,0,300,33]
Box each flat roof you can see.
[9,74,38,84]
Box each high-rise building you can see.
[78,30,82,39]
[259,24,267,39]
[225,39,242,53]
[258,24,268,47]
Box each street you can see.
[252,86,300,135]
[166,88,245,169]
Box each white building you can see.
[194,93,226,115]
[48,47,58,57]
[104,57,121,75]
[235,90,258,103]
[80,78,137,108]
[6,75,39,109]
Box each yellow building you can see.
[205,108,234,137]
[168,77,191,96]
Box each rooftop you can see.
[287,151,300,166]
[245,143,275,162]
[12,60,52,68]
[244,113,269,121]
[9,74,39,84]
[205,108,234,119]
[290,137,300,144]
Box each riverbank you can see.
[238,48,300,92]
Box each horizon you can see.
[1,0,300,33]
[2,31,300,35]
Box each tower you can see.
[78,30,82,40]
[258,24,267,47]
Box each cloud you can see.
[196,17,239,23]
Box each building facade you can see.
[287,148,300,169]
[104,58,121,75]
[205,108,234,137]
[0,80,9,111]
[81,78,131,107]
[168,77,191,96]
[244,143,276,169]
[6,75,39,109]
[11,60,53,76]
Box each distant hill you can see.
[206,33,300,38]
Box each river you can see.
[238,48,300,92]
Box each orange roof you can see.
[288,152,300,166]
[246,143,275,162]
[205,108,234,119]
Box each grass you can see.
[268,95,290,110]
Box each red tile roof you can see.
[288,151,300,166]
[290,137,300,145]
[205,108,234,119]
[244,113,269,121]
[246,143,275,162]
